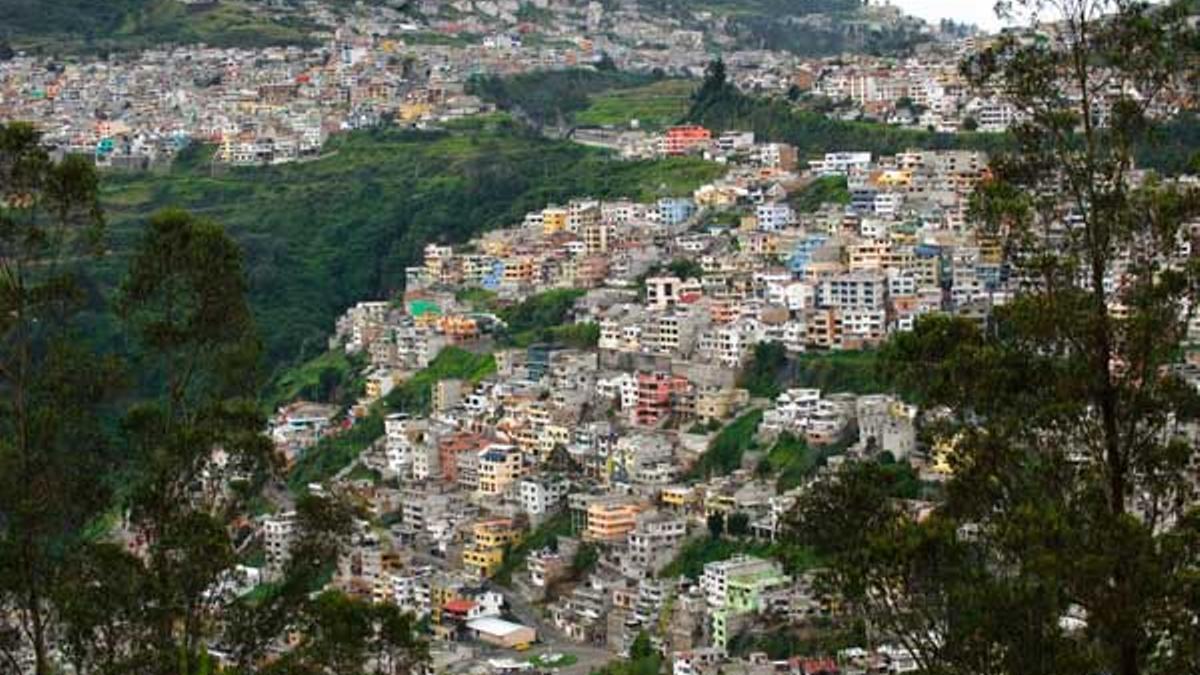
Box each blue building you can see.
[787,234,830,276]
[526,344,564,382]
[657,198,696,226]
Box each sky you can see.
[888,0,1008,31]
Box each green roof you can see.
[409,300,442,317]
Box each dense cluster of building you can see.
[242,125,1063,672]
[0,0,783,169]
[14,4,1196,674]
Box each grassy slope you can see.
[689,89,1012,161]
[100,116,725,371]
[263,349,362,412]
[689,409,765,478]
[574,79,695,131]
[659,535,819,580]
[0,0,317,53]
[468,69,664,128]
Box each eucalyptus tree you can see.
[791,3,1200,674]
[0,122,114,675]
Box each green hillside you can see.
[99,116,725,373]
[0,0,318,54]
[686,65,1200,175]
[468,68,665,129]
[641,0,931,55]
[575,79,696,131]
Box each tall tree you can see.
[0,122,115,675]
[117,208,273,674]
[791,2,1200,675]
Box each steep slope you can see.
[98,116,725,371]
[0,0,934,57]
[0,0,318,54]
[639,0,933,55]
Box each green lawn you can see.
[575,80,696,131]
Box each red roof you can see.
[443,599,477,614]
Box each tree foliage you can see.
[102,123,723,370]
[1,125,429,672]
[689,55,1200,176]
[740,341,788,398]
[792,3,1200,674]
[497,288,587,346]
[0,121,112,675]
[689,409,764,478]
[468,68,660,128]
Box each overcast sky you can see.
[889,0,1008,31]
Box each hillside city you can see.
[1,1,1002,169]
[2,2,1200,675]
[259,114,1200,673]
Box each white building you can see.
[699,555,781,608]
[810,151,872,177]
[519,476,571,519]
[820,272,887,311]
[263,511,298,579]
[755,202,796,232]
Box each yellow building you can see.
[977,235,1003,264]
[463,546,505,579]
[542,207,568,235]
[438,315,480,341]
[931,432,965,476]
[704,494,738,519]
[538,424,572,458]
[696,387,749,422]
[481,238,511,257]
[876,169,913,188]
[429,579,466,625]
[503,257,535,284]
[462,518,523,579]
[473,518,523,549]
[478,447,525,496]
[398,102,433,121]
[660,486,693,509]
[847,241,893,271]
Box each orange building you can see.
[662,125,712,156]
[585,500,644,542]
[438,315,480,342]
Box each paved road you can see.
[487,582,616,675]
